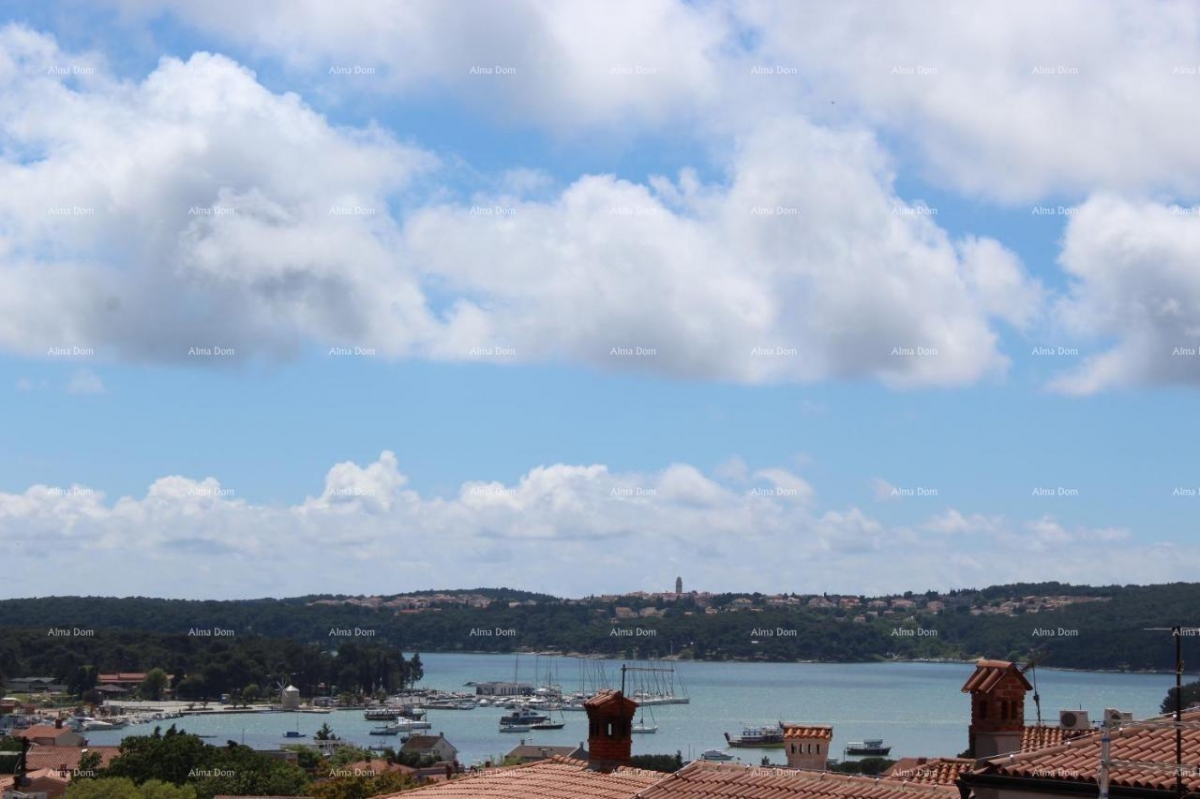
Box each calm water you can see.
[84,655,1176,767]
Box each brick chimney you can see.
[961,659,1032,761]
[584,690,637,772]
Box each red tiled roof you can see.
[389,757,661,799]
[26,745,121,771]
[961,659,1032,694]
[883,758,974,786]
[585,691,639,712]
[635,762,958,799]
[14,725,77,739]
[1020,724,1090,752]
[783,725,834,740]
[968,710,1200,793]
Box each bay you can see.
[83,654,1177,768]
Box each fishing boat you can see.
[499,708,549,727]
[844,738,891,756]
[724,724,785,748]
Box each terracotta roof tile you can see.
[1020,725,1090,752]
[968,710,1200,793]
[26,745,120,771]
[636,762,959,799]
[960,660,1032,694]
[389,756,661,799]
[883,758,974,786]
[783,725,834,740]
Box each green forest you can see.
[2,582,1199,693]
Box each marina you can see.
[71,653,1176,768]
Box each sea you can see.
[82,654,1178,767]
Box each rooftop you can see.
[635,762,959,799]
[783,725,835,740]
[389,757,661,799]
[967,710,1200,793]
[883,757,975,786]
[961,659,1033,694]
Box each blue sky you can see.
[2,1,1199,598]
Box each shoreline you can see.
[428,650,1177,675]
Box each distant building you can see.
[5,678,66,694]
[401,733,459,764]
[474,681,532,697]
[504,742,588,764]
[781,724,832,770]
[281,684,301,709]
[13,726,85,748]
[675,576,682,595]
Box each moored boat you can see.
[724,723,786,748]
[844,738,891,756]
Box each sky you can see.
[1,0,1199,600]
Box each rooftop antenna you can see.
[1142,625,1196,799]
[1020,650,1046,725]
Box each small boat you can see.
[531,721,565,730]
[725,724,785,748]
[284,730,305,738]
[369,724,402,736]
[499,708,549,727]
[364,708,400,721]
[632,710,658,734]
[392,717,432,731]
[845,738,891,756]
[700,749,735,761]
[499,723,532,732]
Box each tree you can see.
[66,778,196,799]
[406,654,424,688]
[104,726,213,785]
[1162,680,1200,714]
[310,770,415,799]
[140,669,169,701]
[242,683,260,704]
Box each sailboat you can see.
[632,708,658,734]
[284,716,305,739]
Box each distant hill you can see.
[1,582,1199,672]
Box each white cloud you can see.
[102,1,1200,201]
[0,452,1179,599]
[0,26,438,364]
[1048,194,1200,393]
[66,369,105,394]
[404,118,1039,387]
[0,28,1038,388]
[107,0,732,131]
[738,1,1200,201]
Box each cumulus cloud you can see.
[106,0,733,131]
[0,452,1180,599]
[0,27,1039,387]
[733,0,1200,200]
[404,118,1039,387]
[0,25,438,364]
[103,0,1200,201]
[1045,194,1200,393]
